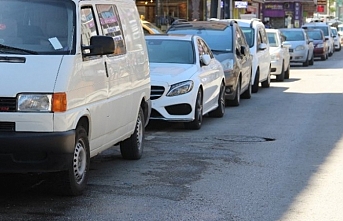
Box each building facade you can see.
[262,0,316,29]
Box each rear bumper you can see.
[0,130,75,173]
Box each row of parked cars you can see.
[143,18,342,131]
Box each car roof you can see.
[144,34,195,41]
[265,29,279,33]
[302,22,329,27]
[168,20,233,31]
[233,19,264,27]
[279,28,304,32]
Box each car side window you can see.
[96,4,126,56]
[260,27,268,44]
[81,6,100,61]
[198,39,213,58]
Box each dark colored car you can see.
[305,29,328,60]
[167,20,252,106]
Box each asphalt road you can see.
[1,50,343,221]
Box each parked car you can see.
[141,20,164,34]
[337,24,343,45]
[279,28,314,67]
[266,29,291,81]
[305,28,328,60]
[302,22,334,56]
[330,27,341,51]
[235,19,272,93]
[145,34,226,130]
[166,20,252,106]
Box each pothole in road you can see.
[214,135,275,143]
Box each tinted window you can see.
[146,39,194,64]
[305,26,329,36]
[241,27,254,47]
[280,30,305,41]
[306,31,322,40]
[267,32,279,47]
[167,26,233,52]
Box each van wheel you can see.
[58,126,90,196]
[120,107,144,160]
[252,71,259,93]
[276,62,285,82]
[227,79,240,106]
[185,90,203,130]
[209,83,225,118]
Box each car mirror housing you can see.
[200,54,211,66]
[259,43,267,50]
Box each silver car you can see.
[279,28,314,67]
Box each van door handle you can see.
[104,61,109,78]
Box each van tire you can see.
[58,126,90,196]
[209,83,225,118]
[120,107,145,160]
[184,89,203,130]
[252,70,259,93]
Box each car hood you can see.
[150,63,197,85]
[0,55,63,97]
[283,41,306,49]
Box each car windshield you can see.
[338,26,343,32]
[306,26,329,36]
[240,27,254,48]
[280,30,305,41]
[267,32,279,47]
[146,39,195,64]
[0,0,76,55]
[306,31,322,40]
[331,28,338,35]
[167,27,233,52]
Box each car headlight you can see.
[17,93,67,112]
[222,59,234,72]
[295,45,306,51]
[167,80,194,97]
[271,52,281,61]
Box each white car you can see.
[266,29,291,81]
[235,19,272,93]
[145,34,226,130]
[331,27,341,51]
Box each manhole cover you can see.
[215,135,275,143]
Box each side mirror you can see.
[282,42,291,48]
[82,36,115,56]
[201,54,211,66]
[259,43,267,50]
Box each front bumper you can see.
[270,59,283,75]
[289,50,307,63]
[0,130,75,173]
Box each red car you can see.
[305,29,328,60]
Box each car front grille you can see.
[0,97,16,112]
[151,86,165,100]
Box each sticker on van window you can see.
[48,37,63,50]
[0,24,6,30]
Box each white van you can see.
[0,0,151,196]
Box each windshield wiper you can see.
[0,44,38,55]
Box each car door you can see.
[94,4,133,145]
[197,38,223,112]
[256,26,270,81]
[80,6,109,150]
[235,25,251,91]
